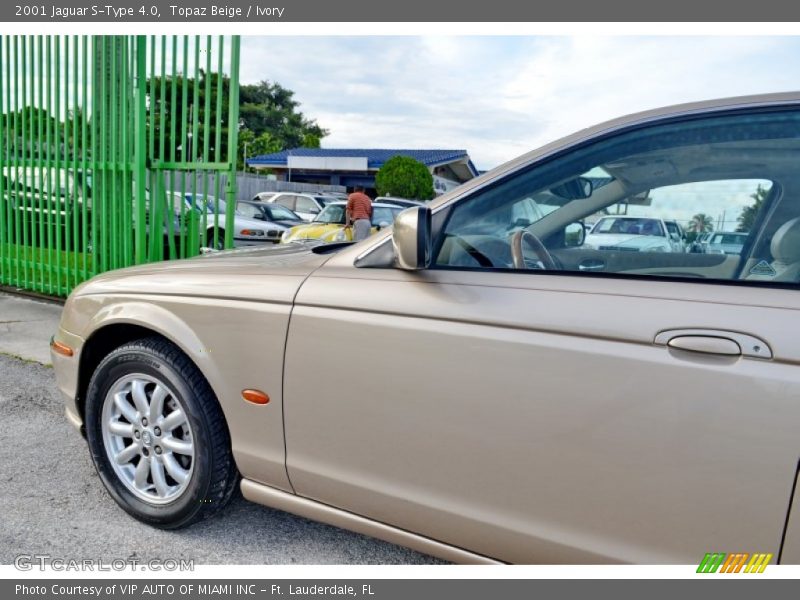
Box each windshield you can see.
[372,207,401,225]
[188,195,226,214]
[592,217,664,237]
[315,196,337,208]
[314,204,346,224]
[267,204,299,220]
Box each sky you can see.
[240,36,800,171]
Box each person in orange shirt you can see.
[345,186,373,241]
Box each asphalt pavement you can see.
[0,292,442,565]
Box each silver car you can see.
[706,231,749,255]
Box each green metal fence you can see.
[0,35,241,296]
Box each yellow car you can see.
[280,202,402,243]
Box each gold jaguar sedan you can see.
[52,93,800,564]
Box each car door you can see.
[294,196,321,221]
[283,104,800,564]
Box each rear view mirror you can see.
[393,206,432,270]
[550,177,593,200]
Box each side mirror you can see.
[393,206,432,270]
[377,221,390,230]
[252,213,265,220]
[565,222,585,247]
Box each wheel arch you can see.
[76,302,227,429]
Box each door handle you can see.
[578,259,605,271]
[654,329,772,359]
[666,335,741,356]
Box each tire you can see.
[84,337,238,529]
[206,229,225,251]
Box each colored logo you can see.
[697,552,772,573]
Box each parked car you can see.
[251,191,279,203]
[280,202,401,244]
[235,200,304,229]
[52,93,800,564]
[663,219,689,252]
[583,216,680,253]
[266,192,339,221]
[706,231,749,255]
[183,194,285,248]
[373,196,425,209]
[689,231,713,253]
[2,166,92,252]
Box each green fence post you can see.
[133,36,147,265]
[224,36,240,250]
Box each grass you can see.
[0,242,94,296]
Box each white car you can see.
[584,217,679,253]
[266,192,339,221]
[251,191,279,202]
[184,194,289,248]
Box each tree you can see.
[736,184,769,232]
[688,213,714,233]
[375,155,435,200]
[685,213,714,243]
[143,74,328,169]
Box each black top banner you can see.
[4,0,800,22]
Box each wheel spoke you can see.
[150,458,170,497]
[134,456,151,490]
[103,373,195,504]
[162,453,190,484]
[160,409,186,432]
[130,380,150,417]
[113,392,139,423]
[149,385,168,421]
[115,442,140,465]
[161,436,193,455]
[108,420,134,437]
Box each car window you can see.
[710,233,747,245]
[372,207,400,225]
[435,109,800,285]
[274,195,295,210]
[266,204,299,221]
[296,196,319,213]
[315,204,346,224]
[236,202,261,219]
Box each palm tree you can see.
[688,213,714,234]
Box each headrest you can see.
[771,216,800,263]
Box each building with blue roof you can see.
[246,148,479,195]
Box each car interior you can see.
[433,110,800,285]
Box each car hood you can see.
[283,222,343,241]
[584,233,668,250]
[70,243,332,304]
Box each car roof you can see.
[424,92,800,214]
